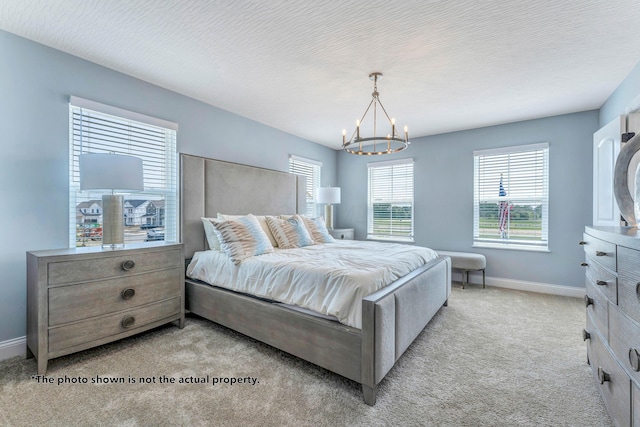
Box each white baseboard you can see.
[453,271,585,298]
[0,336,26,361]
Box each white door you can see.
[627,113,640,202]
[593,113,640,226]
[593,116,625,226]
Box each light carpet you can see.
[0,284,612,426]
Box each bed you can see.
[180,154,451,405]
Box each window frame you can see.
[473,142,550,252]
[289,155,322,217]
[367,158,415,242]
[68,96,178,248]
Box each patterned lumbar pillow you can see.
[205,214,274,264]
[300,216,335,244]
[266,215,315,249]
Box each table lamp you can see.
[316,187,341,229]
[80,153,144,247]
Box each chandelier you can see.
[342,72,410,155]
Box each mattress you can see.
[186,240,438,328]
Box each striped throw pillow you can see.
[301,216,335,243]
[206,214,274,264]
[218,213,278,248]
[266,215,315,249]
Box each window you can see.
[473,142,549,251]
[367,158,414,241]
[289,155,321,217]
[69,96,178,247]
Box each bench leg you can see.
[482,269,486,288]
[461,270,467,289]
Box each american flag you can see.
[498,175,510,238]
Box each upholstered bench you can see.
[436,251,486,289]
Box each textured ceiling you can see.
[2,0,640,149]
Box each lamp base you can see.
[324,204,334,229]
[102,194,125,247]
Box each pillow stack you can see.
[201,213,338,263]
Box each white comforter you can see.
[186,240,438,329]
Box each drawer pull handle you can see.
[121,316,135,328]
[584,295,593,307]
[630,348,640,372]
[579,241,587,245]
[595,251,607,257]
[596,280,607,286]
[598,366,611,384]
[582,329,591,341]
[597,367,610,385]
[636,283,640,297]
[580,262,588,267]
[121,288,136,300]
[121,260,136,271]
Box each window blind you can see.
[289,155,321,217]
[473,142,549,250]
[367,158,414,241]
[69,97,178,247]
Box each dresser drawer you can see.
[583,233,617,272]
[586,279,610,343]
[588,326,631,427]
[48,268,182,326]
[48,297,181,353]
[47,247,182,286]
[619,246,640,325]
[585,254,618,305]
[609,302,640,384]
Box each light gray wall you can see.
[337,111,599,288]
[600,59,640,126]
[0,30,337,342]
[3,26,640,343]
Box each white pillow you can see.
[218,213,278,248]
[266,215,315,249]
[205,214,274,264]
[201,217,221,251]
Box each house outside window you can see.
[289,155,321,217]
[69,96,177,247]
[473,142,549,251]
[367,158,414,242]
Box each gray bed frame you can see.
[180,153,451,405]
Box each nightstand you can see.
[329,228,354,240]
[26,242,184,374]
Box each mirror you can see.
[614,133,640,227]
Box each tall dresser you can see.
[582,226,640,426]
[27,242,184,375]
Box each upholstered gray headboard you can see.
[180,154,306,259]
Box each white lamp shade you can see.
[317,187,341,204]
[80,153,144,191]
